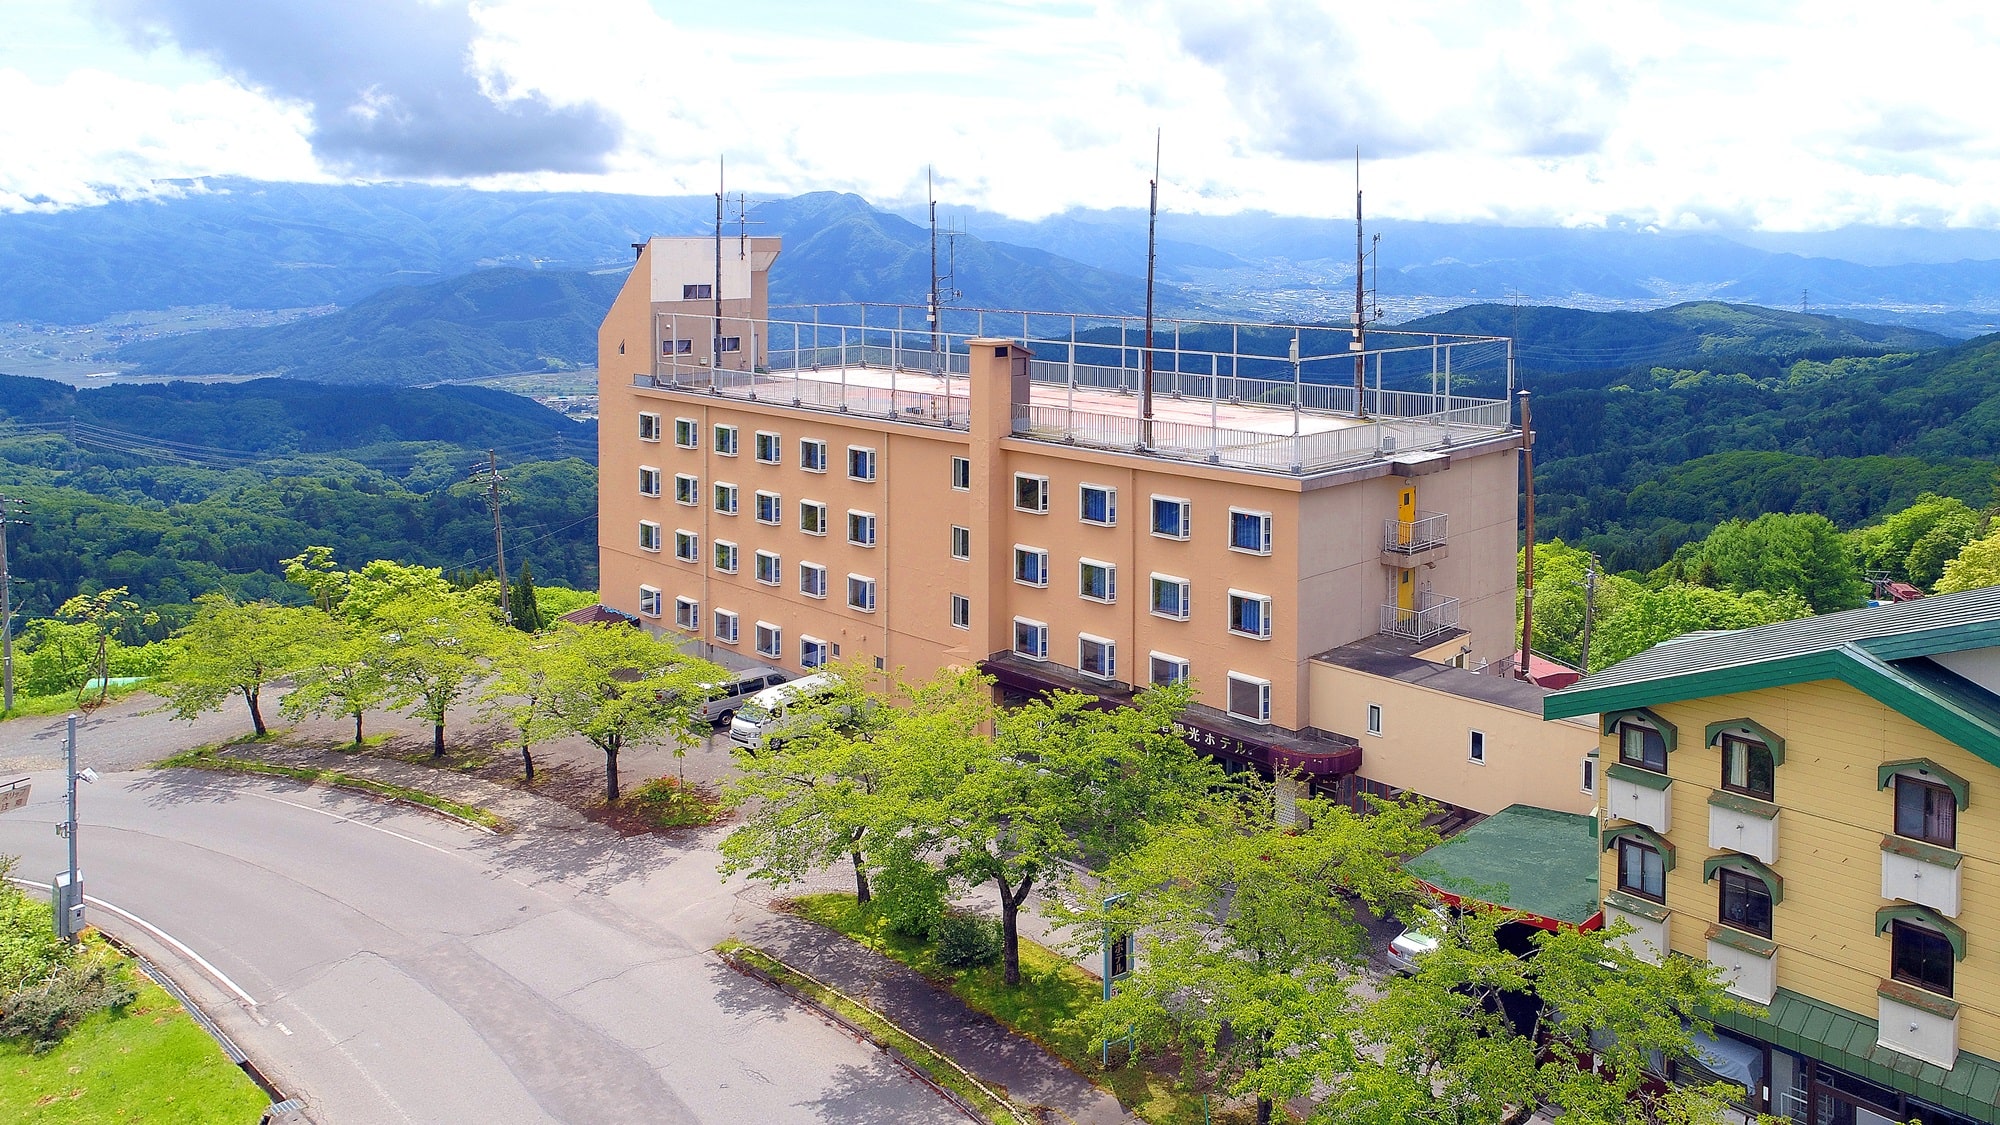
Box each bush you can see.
[873,854,948,939]
[932,913,1003,969]
[625,777,718,828]
[0,860,137,1052]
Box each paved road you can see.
[0,766,963,1124]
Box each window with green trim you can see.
[1616,838,1665,902]
[1895,775,1956,849]
[1891,920,1955,997]
[1719,734,1774,801]
[1717,867,1773,937]
[1617,719,1667,773]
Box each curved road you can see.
[0,766,960,1124]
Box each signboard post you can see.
[1101,892,1136,1066]
[0,777,28,814]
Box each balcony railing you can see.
[1380,597,1461,643]
[1383,512,1449,554]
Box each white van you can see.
[667,667,792,726]
[728,672,842,749]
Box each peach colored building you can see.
[598,236,1529,794]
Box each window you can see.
[637,585,661,617]
[639,412,662,442]
[714,424,738,456]
[1228,590,1273,639]
[951,594,970,629]
[847,511,877,547]
[1014,473,1049,513]
[1469,730,1486,764]
[674,596,699,630]
[662,338,692,355]
[1012,617,1048,660]
[713,540,738,573]
[951,456,971,491]
[1229,508,1273,554]
[713,482,739,515]
[800,563,828,599]
[1150,652,1190,686]
[1079,634,1116,680]
[674,473,698,506]
[716,335,741,353]
[848,446,876,481]
[1366,704,1383,736]
[1616,839,1665,902]
[1616,719,1668,773]
[755,491,781,525]
[755,431,781,463]
[1080,484,1117,525]
[800,438,828,473]
[1582,756,1597,794]
[800,500,828,536]
[1014,546,1049,587]
[755,621,781,659]
[1079,559,1117,602]
[801,636,831,669]
[638,521,662,552]
[673,529,698,562]
[1891,920,1955,997]
[674,417,698,448]
[1150,574,1190,620]
[847,575,876,612]
[683,283,712,300]
[714,609,739,644]
[1894,775,1957,848]
[1227,673,1271,724]
[1151,496,1190,539]
[638,466,661,496]
[951,526,970,560]
[1717,868,1773,938]
[755,550,781,585]
[1720,734,1774,801]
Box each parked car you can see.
[663,666,792,726]
[727,672,844,750]
[1386,910,1449,974]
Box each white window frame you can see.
[674,473,698,506]
[754,550,781,586]
[1228,589,1274,640]
[1469,729,1487,764]
[1228,507,1273,555]
[1014,473,1050,513]
[951,593,970,630]
[1582,756,1597,793]
[847,574,877,612]
[1079,558,1117,603]
[800,635,830,670]
[755,490,782,525]
[1079,483,1118,526]
[1012,616,1049,661]
[638,520,662,553]
[1227,672,1273,724]
[713,608,739,644]
[800,500,828,536]
[1367,703,1383,736]
[1151,495,1191,540]
[1014,545,1049,588]
[674,417,699,449]
[847,446,877,481]
[713,539,739,574]
[1078,633,1117,680]
[1150,573,1191,620]
[847,510,877,547]
[951,525,971,560]
[951,456,971,491]
[713,424,738,456]
[754,430,781,464]
[713,482,739,515]
[673,596,699,630]
[638,412,662,443]
[754,621,782,659]
[800,562,828,599]
[638,466,661,497]
[673,529,698,562]
[1150,651,1190,687]
[637,585,661,617]
[800,438,828,473]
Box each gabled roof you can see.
[1544,586,2000,769]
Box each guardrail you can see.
[1380,597,1461,643]
[1384,513,1449,553]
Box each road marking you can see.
[277,1022,293,1036]
[195,781,463,858]
[4,876,261,1015]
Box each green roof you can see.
[1711,988,2000,1121]
[1544,586,2000,769]
[1408,805,1601,926]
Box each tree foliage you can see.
[1682,512,1867,613]
[1936,524,2000,594]
[157,594,315,736]
[1589,584,1811,670]
[1518,540,1639,670]
[1847,493,1983,590]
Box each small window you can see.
[755,431,781,464]
[1079,559,1117,603]
[951,594,970,630]
[1469,730,1486,764]
[1229,508,1273,555]
[1012,617,1048,660]
[847,575,876,612]
[1079,484,1117,526]
[637,585,661,617]
[1079,634,1116,680]
[673,529,698,562]
[714,425,738,456]
[1616,720,1668,773]
[951,456,971,491]
[1366,703,1383,736]
[714,482,739,515]
[756,491,782,525]
[1150,652,1189,687]
[1228,590,1273,639]
[1616,838,1665,902]
[755,621,781,659]
[1227,673,1271,724]
[1151,574,1190,620]
[663,338,692,355]
[1582,756,1597,793]
[1014,474,1050,513]
[716,335,741,353]
[713,540,739,573]
[800,563,828,599]
[674,417,698,449]
[674,596,699,630]
[800,439,828,473]
[714,609,739,644]
[638,521,662,552]
[800,500,828,536]
[683,283,712,300]
[638,412,662,442]
[1717,867,1773,938]
[801,635,830,669]
[848,511,877,547]
[1894,775,1957,848]
[638,466,661,497]
[951,525,971,560]
[674,473,698,506]
[848,446,877,481]
[1891,920,1955,997]
[1720,734,1774,801]
[755,550,781,586]
[1014,546,1049,587]
[1151,496,1190,540]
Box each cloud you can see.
[92,0,623,177]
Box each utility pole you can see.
[0,495,23,712]
[1580,555,1598,673]
[1517,390,1536,681]
[1141,130,1160,451]
[1352,149,1369,419]
[54,715,89,942]
[474,452,511,626]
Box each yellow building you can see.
[1545,587,2000,1124]
[596,235,1553,798]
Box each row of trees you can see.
[721,665,1746,1125]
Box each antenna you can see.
[714,156,725,372]
[1141,129,1160,450]
[734,192,760,259]
[1352,148,1368,419]
[927,166,963,354]
[929,166,940,356]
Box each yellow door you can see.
[1397,568,1414,613]
[1396,486,1416,546]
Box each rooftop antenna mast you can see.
[1141,129,1160,450]
[1352,148,1369,419]
[927,166,964,363]
[713,156,725,372]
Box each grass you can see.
[788,893,1232,1124]
[0,953,270,1123]
[0,682,152,721]
[625,776,719,828]
[155,748,511,832]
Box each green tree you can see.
[1518,540,1639,669]
[1590,583,1810,670]
[509,562,546,633]
[372,583,505,758]
[1936,525,2000,594]
[279,614,391,745]
[53,587,157,709]
[1848,493,1982,590]
[1687,512,1867,613]
[478,628,559,781]
[525,621,721,801]
[158,594,315,737]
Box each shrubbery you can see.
[0,857,137,1052]
[874,853,949,939]
[932,913,1003,969]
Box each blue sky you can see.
[3,0,1997,234]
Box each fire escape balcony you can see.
[1379,596,1461,643]
[1382,512,1449,568]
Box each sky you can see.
[3,0,1998,231]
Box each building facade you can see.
[1545,588,2000,1124]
